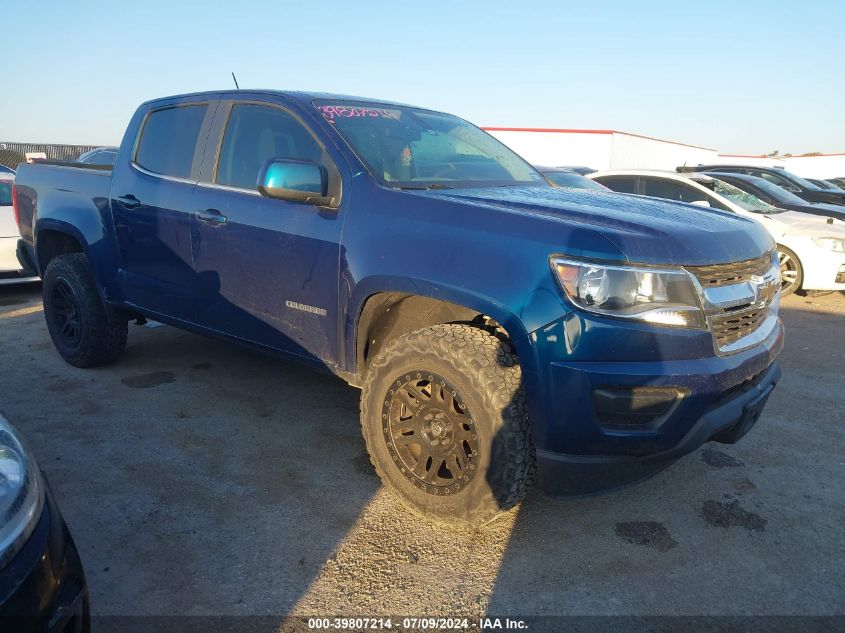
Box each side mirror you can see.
[257,158,329,206]
[690,200,711,207]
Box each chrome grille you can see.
[687,254,773,288]
[710,307,770,348]
[689,252,780,354]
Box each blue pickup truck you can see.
[13,90,784,524]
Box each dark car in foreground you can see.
[13,89,783,523]
[0,412,89,632]
[705,172,845,222]
[537,166,608,190]
[681,164,845,206]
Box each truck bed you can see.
[13,161,113,247]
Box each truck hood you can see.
[412,186,774,266]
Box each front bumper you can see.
[0,481,90,632]
[524,310,784,497]
[535,361,780,495]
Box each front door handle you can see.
[197,208,228,226]
[116,194,141,209]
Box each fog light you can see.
[836,265,845,285]
[594,386,688,430]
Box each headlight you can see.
[0,413,44,567]
[813,237,845,253]
[551,257,705,328]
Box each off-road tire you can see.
[43,253,128,368]
[360,324,535,525]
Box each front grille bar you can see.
[684,252,780,355]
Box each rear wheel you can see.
[777,245,802,296]
[43,253,128,367]
[360,324,534,525]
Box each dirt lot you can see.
[0,283,843,627]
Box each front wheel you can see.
[43,253,128,367]
[777,245,803,296]
[360,324,535,525]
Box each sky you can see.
[1,0,843,154]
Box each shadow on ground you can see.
[1,284,843,628]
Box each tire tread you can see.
[43,253,127,368]
[360,323,535,524]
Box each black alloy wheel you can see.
[383,372,479,495]
[49,278,84,349]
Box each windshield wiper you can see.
[395,183,452,190]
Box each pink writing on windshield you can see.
[318,105,398,120]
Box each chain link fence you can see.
[0,142,101,170]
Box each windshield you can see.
[544,170,608,191]
[738,176,809,205]
[315,101,547,189]
[780,170,822,191]
[711,179,783,214]
[819,179,844,191]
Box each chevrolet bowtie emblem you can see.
[750,274,777,304]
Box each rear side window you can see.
[0,182,11,205]
[135,105,207,179]
[643,178,697,202]
[216,104,323,190]
[596,176,636,193]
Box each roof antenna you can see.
[231,72,240,89]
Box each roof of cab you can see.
[140,89,433,112]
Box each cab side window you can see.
[135,105,208,179]
[216,104,323,190]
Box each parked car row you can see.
[585,170,845,296]
[706,172,845,221]
[540,164,845,296]
[679,164,845,206]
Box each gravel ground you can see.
[0,283,843,627]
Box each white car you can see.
[0,173,39,285]
[589,170,845,295]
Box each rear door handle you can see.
[197,208,228,226]
[116,194,141,209]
